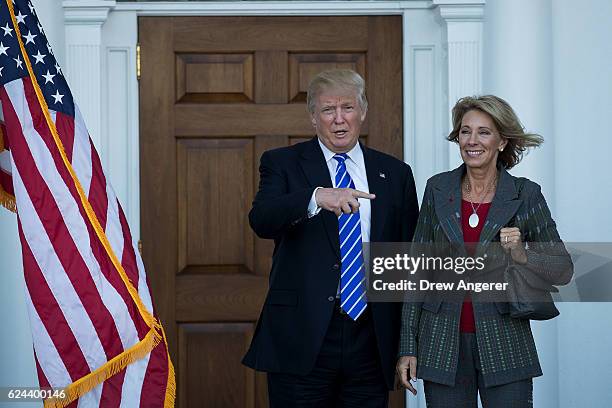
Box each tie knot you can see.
[333,154,348,164]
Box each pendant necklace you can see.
[465,174,497,228]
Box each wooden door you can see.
[139,16,404,407]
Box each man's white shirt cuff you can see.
[307,187,323,218]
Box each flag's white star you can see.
[33,50,46,64]
[15,11,27,25]
[0,67,3,77]
[23,30,37,45]
[37,23,43,34]
[47,42,54,55]
[55,62,62,75]
[52,90,64,104]
[29,2,36,15]
[0,42,8,56]
[42,70,55,84]
[14,54,23,69]
[1,23,13,37]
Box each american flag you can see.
[0,1,175,407]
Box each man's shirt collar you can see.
[317,138,363,165]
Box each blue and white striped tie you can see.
[334,154,367,320]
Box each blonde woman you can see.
[397,95,572,407]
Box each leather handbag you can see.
[504,263,560,320]
[503,176,560,320]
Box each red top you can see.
[459,199,491,333]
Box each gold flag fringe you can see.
[165,355,177,408]
[0,186,16,213]
[162,326,176,408]
[43,328,162,408]
[0,115,14,213]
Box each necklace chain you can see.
[465,174,497,216]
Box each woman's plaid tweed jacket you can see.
[399,164,573,387]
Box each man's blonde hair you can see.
[306,69,368,114]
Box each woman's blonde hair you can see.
[306,69,368,114]
[447,95,543,169]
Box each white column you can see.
[433,0,485,170]
[552,1,612,407]
[62,0,116,154]
[482,2,557,408]
[404,3,484,407]
[101,9,140,237]
[482,0,555,205]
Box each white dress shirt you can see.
[307,139,371,242]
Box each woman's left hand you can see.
[500,227,527,264]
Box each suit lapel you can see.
[477,167,522,253]
[362,144,388,242]
[433,166,465,250]
[298,138,340,259]
[431,165,523,256]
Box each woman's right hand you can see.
[396,356,418,395]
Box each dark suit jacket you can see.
[242,137,419,389]
[399,164,573,387]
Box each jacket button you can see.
[328,296,335,302]
[332,264,340,270]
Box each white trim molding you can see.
[432,0,485,169]
[114,1,432,15]
[434,0,485,21]
[62,0,116,166]
[63,0,116,25]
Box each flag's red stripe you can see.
[33,348,52,389]
[118,200,140,290]
[20,78,150,341]
[4,82,125,361]
[85,144,151,339]
[88,138,108,229]
[21,76,150,331]
[35,349,80,407]
[140,342,169,407]
[55,111,75,163]
[18,220,91,382]
[99,369,126,408]
[0,167,14,195]
[34,349,77,406]
[117,200,151,340]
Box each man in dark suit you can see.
[243,69,419,407]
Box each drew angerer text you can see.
[371,279,508,293]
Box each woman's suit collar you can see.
[431,163,523,252]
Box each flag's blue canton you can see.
[0,0,74,117]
